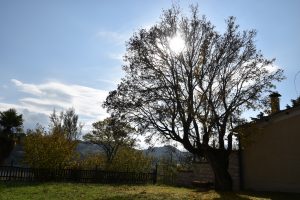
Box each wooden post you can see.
[9,166,12,181]
[153,163,158,184]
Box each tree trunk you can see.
[204,149,232,191]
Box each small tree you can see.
[104,5,284,190]
[108,147,152,172]
[84,116,136,165]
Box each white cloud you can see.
[21,109,49,131]
[0,103,49,130]
[263,64,279,73]
[0,79,110,132]
[231,62,282,87]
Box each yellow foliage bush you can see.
[23,129,78,169]
[75,153,106,169]
[107,147,152,172]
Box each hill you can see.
[3,142,192,167]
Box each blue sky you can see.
[1,0,300,134]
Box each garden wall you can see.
[175,152,240,190]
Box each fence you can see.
[156,163,177,185]
[0,165,157,184]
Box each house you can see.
[235,93,300,193]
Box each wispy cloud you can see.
[96,78,119,85]
[108,53,124,62]
[0,79,110,131]
[96,30,128,62]
[96,30,129,45]
[11,79,44,96]
[11,79,108,117]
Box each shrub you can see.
[75,153,106,169]
[107,147,152,172]
[23,127,78,169]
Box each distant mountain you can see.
[76,141,103,157]
[142,145,192,163]
[3,142,192,167]
[77,143,193,163]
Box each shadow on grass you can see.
[192,187,300,200]
[99,195,164,200]
[192,189,248,200]
[236,191,300,200]
[0,181,43,188]
[213,190,300,200]
[99,192,171,200]
[214,191,254,200]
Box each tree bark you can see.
[204,149,233,191]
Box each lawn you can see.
[0,182,299,200]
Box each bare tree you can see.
[49,108,82,140]
[104,5,284,190]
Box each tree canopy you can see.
[23,109,81,168]
[104,5,284,190]
[84,116,136,164]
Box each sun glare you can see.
[168,33,185,54]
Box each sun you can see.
[168,33,185,54]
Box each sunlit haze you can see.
[168,33,185,54]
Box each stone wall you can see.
[175,152,240,190]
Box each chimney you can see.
[269,92,281,114]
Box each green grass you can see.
[0,182,299,200]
